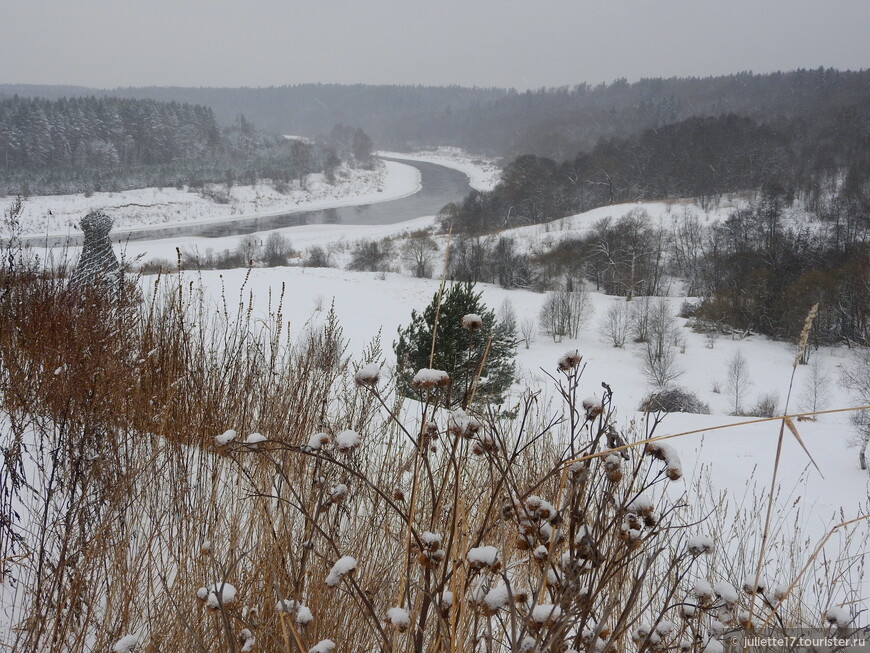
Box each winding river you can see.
[25,158,472,248]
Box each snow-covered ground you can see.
[12,149,870,579]
[147,260,867,596]
[7,160,422,238]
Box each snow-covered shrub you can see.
[639,387,711,414]
[743,392,779,417]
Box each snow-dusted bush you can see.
[639,387,711,414]
[743,392,780,417]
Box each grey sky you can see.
[2,0,868,89]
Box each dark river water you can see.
[25,158,471,247]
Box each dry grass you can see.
[0,240,867,652]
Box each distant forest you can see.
[0,96,373,195]
[446,107,870,233]
[4,68,868,158]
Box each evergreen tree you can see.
[394,282,517,408]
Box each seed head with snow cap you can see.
[460,313,483,330]
[354,362,381,387]
[411,368,450,390]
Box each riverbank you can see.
[7,160,422,238]
[379,147,501,191]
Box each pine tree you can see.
[394,281,517,408]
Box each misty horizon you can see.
[2,0,868,90]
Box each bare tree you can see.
[262,232,294,266]
[842,347,870,470]
[641,339,683,388]
[498,298,517,335]
[304,245,331,268]
[519,317,537,349]
[600,301,631,348]
[639,298,683,387]
[348,239,394,272]
[236,234,261,264]
[647,299,678,362]
[629,295,653,343]
[540,285,594,342]
[401,231,438,278]
[727,349,752,415]
[799,358,831,415]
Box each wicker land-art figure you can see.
[69,211,121,288]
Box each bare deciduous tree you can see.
[639,299,683,388]
[630,295,653,343]
[236,234,261,264]
[842,348,870,470]
[727,349,752,415]
[499,298,517,335]
[799,358,830,415]
[262,232,294,266]
[401,231,438,278]
[540,285,594,342]
[519,317,537,349]
[600,301,631,348]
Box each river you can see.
[25,158,471,248]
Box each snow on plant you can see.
[466,545,500,571]
[530,603,562,624]
[305,431,331,451]
[714,580,739,604]
[447,408,481,438]
[826,605,853,628]
[325,556,357,587]
[239,628,255,651]
[112,634,140,652]
[644,440,683,480]
[354,361,381,387]
[411,367,450,389]
[581,395,603,420]
[196,582,237,609]
[244,432,266,444]
[385,606,410,631]
[328,483,349,504]
[334,429,361,453]
[308,639,336,653]
[276,599,314,625]
[483,582,511,613]
[215,429,237,446]
[687,534,714,556]
[460,313,483,330]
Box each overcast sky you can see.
[2,0,868,90]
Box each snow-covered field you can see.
[172,262,868,534]
[8,160,422,238]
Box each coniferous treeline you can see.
[0,96,372,195]
[0,96,221,170]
